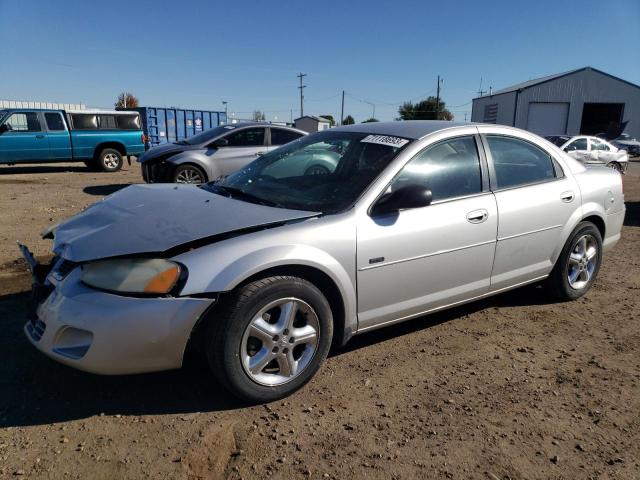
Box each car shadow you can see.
[624,201,639,227]
[336,283,552,355]
[83,184,133,196]
[0,282,554,428]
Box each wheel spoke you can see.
[277,352,296,377]
[586,246,597,261]
[279,301,298,331]
[249,348,274,374]
[249,318,276,343]
[292,324,317,345]
[578,236,587,254]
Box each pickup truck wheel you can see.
[97,148,123,172]
[546,221,602,301]
[205,276,333,403]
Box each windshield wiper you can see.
[206,184,280,207]
[175,140,189,145]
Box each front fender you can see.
[174,242,358,339]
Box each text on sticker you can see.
[361,135,409,148]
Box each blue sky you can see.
[1,0,639,122]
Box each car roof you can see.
[330,120,478,140]
[225,122,307,134]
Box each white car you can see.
[546,135,628,173]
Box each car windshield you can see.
[0,110,6,121]
[546,136,570,147]
[181,125,234,145]
[202,130,411,213]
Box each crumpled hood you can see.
[52,184,319,262]
[138,142,197,163]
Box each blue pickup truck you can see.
[0,109,146,172]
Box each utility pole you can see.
[222,101,228,121]
[477,77,487,97]
[435,75,441,120]
[340,90,345,126]
[297,73,307,117]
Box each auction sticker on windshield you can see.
[361,135,409,148]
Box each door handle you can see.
[560,191,574,202]
[255,151,265,156]
[35,134,45,139]
[466,209,488,224]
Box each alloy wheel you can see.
[175,167,204,184]
[240,298,320,386]
[567,234,598,290]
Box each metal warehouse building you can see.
[471,67,640,139]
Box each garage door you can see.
[526,102,569,136]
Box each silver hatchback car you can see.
[139,123,307,184]
[22,121,625,402]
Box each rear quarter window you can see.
[116,115,141,130]
[71,114,98,130]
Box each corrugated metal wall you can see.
[471,69,640,139]
[515,69,640,138]
[122,107,228,146]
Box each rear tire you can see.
[546,221,602,301]
[205,276,333,403]
[96,148,123,172]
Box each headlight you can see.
[81,259,183,294]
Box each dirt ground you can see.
[0,160,639,480]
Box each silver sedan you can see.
[138,123,307,184]
[22,121,625,402]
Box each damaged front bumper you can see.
[20,245,213,375]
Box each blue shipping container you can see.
[121,107,227,146]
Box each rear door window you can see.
[486,135,556,189]
[271,128,304,146]
[4,112,41,132]
[45,112,66,131]
[98,115,117,129]
[225,127,266,147]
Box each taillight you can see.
[141,134,148,144]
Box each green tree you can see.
[362,117,379,123]
[115,92,139,108]
[342,115,355,125]
[320,114,335,126]
[397,96,453,121]
[252,110,266,121]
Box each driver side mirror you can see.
[213,138,229,147]
[0,124,9,134]
[371,184,433,216]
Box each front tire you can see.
[546,221,602,301]
[205,276,333,403]
[173,164,207,184]
[607,162,622,173]
[97,148,123,172]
